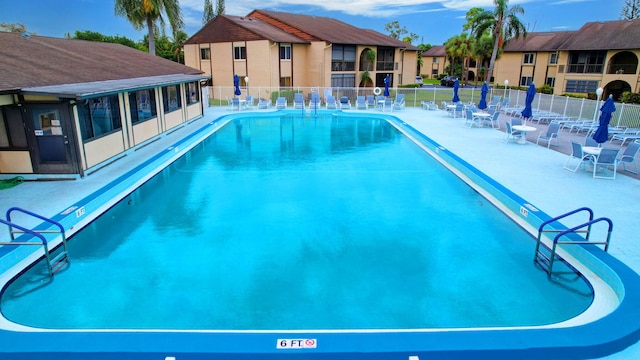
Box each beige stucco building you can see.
[0,33,208,178]
[493,19,640,100]
[183,10,419,99]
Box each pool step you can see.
[534,207,612,279]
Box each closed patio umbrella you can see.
[383,74,390,97]
[452,79,460,103]
[592,96,616,144]
[478,82,488,110]
[233,74,241,96]
[521,83,536,120]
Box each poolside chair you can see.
[585,137,599,147]
[225,96,233,110]
[275,97,287,110]
[293,93,305,109]
[392,94,405,111]
[245,95,255,109]
[450,102,464,118]
[231,97,241,111]
[326,95,338,110]
[464,109,482,128]
[355,96,367,110]
[377,97,392,112]
[618,141,640,174]
[308,93,321,110]
[421,101,437,110]
[536,122,560,148]
[564,141,591,172]
[257,98,271,109]
[485,111,500,129]
[366,95,376,108]
[592,148,620,179]
[504,122,522,143]
[339,96,351,110]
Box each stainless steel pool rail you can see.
[0,207,69,276]
[534,207,613,278]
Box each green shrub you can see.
[537,85,553,94]
[270,89,302,104]
[399,84,421,88]
[621,91,640,104]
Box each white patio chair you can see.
[592,148,621,179]
[564,141,591,172]
[536,122,560,148]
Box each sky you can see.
[0,0,627,46]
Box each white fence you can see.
[206,86,640,129]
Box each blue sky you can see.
[0,0,625,46]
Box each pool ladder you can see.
[0,207,69,276]
[534,207,612,278]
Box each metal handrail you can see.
[2,207,69,276]
[535,207,594,258]
[547,217,613,276]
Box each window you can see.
[565,80,599,93]
[545,77,556,87]
[280,45,291,60]
[433,57,439,63]
[331,44,356,71]
[376,47,395,71]
[567,51,605,73]
[431,69,439,75]
[520,76,533,86]
[523,53,535,64]
[234,46,246,60]
[162,85,182,113]
[185,82,199,105]
[280,77,291,87]
[549,52,558,65]
[331,74,355,88]
[129,89,157,125]
[77,95,122,142]
[200,48,210,60]
[0,106,28,148]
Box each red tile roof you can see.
[422,45,446,57]
[184,15,308,45]
[0,32,202,93]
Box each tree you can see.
[417,43,432,75]
[71,30,139,49]
[474,0,527,83]
[203,0,215,24]
[114,0,184,56]
[215,0,225,17]
[385,21,407,39]
[0,23,30,33]
[445,34,472,83]
[621,0,640,19]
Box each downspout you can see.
[324,43,332,89]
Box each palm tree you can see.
[475,0,527,83]
[445,34,472,84]
[114,0,184,56]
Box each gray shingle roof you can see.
[184,15,308,45]
[0,32,203,93]
[504,19,640,52]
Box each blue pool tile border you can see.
[1,110,640,359]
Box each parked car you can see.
[415,75,423,86]
[440,76,458,87]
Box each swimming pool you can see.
[1,110,640,359]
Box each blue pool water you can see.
[1,114,592,330]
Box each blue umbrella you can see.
[521,83,536,119]
[478,82,488,110]
[452,79,460,103]
[383,74,390,97]
[233,74,241,96]
[592,96,616,144]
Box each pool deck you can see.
[1,106,639,359]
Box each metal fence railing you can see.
[206,86,640,129]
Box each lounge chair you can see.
[231,97,242,111]
[275,97,287,109]
[257,98,271,109]
[392,94,405,111]
[355,96,367,110]
[536,122,560,148]
[610,129,640,145]
[245,95,255,109]
[293,93,305,109]
[366,95,376,108]
[564,141,592,172]
[339,96,351,110]
[421,101,437,110]
[377,97,392,112]
[326,95,338,110]
[308,93,321,110]
[618,141,640,174]
[592,148,620,179]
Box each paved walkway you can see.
[0,106,638,359]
